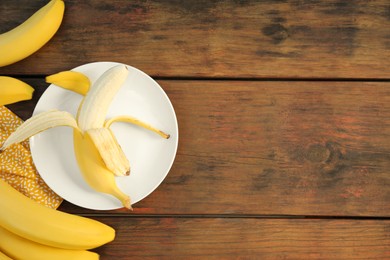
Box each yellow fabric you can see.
[0,106,62,209]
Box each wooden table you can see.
[2,0,390,259]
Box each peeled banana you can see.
[0,0,65,67]
[0,178,115,250]
[0,226,99,260]
[77,65,129,131]
[0,76,34,106]
[46,71,91,95]
[77,65,131,177]
[2,64,170,209]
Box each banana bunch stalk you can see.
[1,64,170,210]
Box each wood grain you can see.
[0,0,389,78]
[8,79,390,216]
[90,217,390,259]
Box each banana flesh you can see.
[77,65,129,131]
[87,127,130,177]
[0,178,115,250]
[0,226,99,260]
[0,0,65,67]
[0,76,34,106]
[46,71,91,95]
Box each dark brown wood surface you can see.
[1,0,389,259]
[9,79,390,217]
[91,217,390,259]
[1,0,390,78]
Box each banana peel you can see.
[46,71,90,95]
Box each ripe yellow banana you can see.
[0,226,99,260]
[2,64,170,209]
[0,250,11,260]
[0,76,34,105]
[0,0,65,67]
[0,178,115,250]
[46,71,91,95]
[76,65,131,177]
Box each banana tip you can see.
[159,131,170,139]
[122,197,132,210]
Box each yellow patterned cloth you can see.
[0,106,62,209]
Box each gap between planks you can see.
[4,74,390,82]
[77,213,390,220]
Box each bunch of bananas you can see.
[0,1,113,258]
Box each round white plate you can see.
[30,62,178,210]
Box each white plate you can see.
[30,62,178,210]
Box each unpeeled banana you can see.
[0,178,115,250]
[0,76,34,106]
[0,226,99,260]
[2,64,170,210]
[0,0,65,67]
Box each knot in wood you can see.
[305,143,330,163]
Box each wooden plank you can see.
[7,79,390,216]
[0,0,390,78]
[90,217,390,259]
